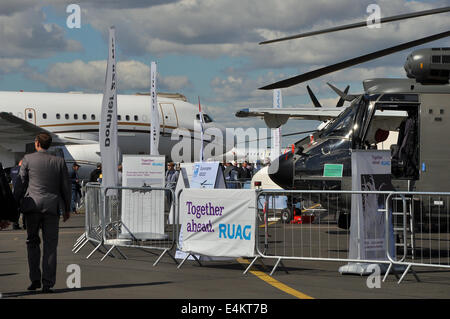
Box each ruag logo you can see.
[218,224,252,240]
[152,162,164,166]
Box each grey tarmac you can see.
[0,215,449,299]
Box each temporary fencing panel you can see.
[385,192,450,282]
[78,183,450,283]
[101,186,177,264]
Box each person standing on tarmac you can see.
[70,162,81,213]
[13,132,71,293]
[0,162,18,230]
[10,159,24,229]
[89,163,102,183]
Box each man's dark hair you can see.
[35,132,52,150]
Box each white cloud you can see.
[80,0,449,67]
[0,7,82,58]
[0,58,26,73]
[32,59,192,93]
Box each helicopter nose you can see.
[268,151,294,189]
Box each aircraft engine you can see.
[404,48,450,84]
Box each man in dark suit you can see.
[14,132,71,293]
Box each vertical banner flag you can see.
[150,61,160,155]
[198,96,204,162]
[100,26,118,190]
[271,89,282,161]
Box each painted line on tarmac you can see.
[236,258,314,299]
[259,221,277,228]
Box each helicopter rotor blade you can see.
[259,30,450,90]
[306,85,323,108]
[259,6,450,45]
[336,85,350,107]
[327,82,359,102]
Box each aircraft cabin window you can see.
[82,114,87,120]
[74,114,78,120]
[134,115,138,121]
[28,113,33,119]
[42,113,47,119]
[56,113,60,119]
[126,115,130,121]
[117,115,121,121]
[91,114,95,120]
[65,114,69,120]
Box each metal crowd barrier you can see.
[74,183,177,266]
[100,186,177,265]
[72,183,107,258]
[75,184,450,284]
[245,189,450,283]
[385,192,450,283]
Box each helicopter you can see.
[236,6,450,229]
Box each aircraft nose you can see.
[268,151,294,189]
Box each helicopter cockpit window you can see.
[319,101,360,138]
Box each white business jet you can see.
[0,91,229,179]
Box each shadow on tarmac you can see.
[2,281,173,298]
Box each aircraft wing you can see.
[235,107,344,128]
[0,112,95,153]
[235,107,407,129]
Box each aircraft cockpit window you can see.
[319,103,358,138]
[196,114,214,123]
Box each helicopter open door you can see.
[357,94,420,181]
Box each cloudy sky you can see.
[0,0,448,146]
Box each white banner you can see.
[271,89,282,161]
[99,26,118,190]
[150,61,160,155]
[121,155,166,240]
[340,150,395,274]
[179,189,256,257]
